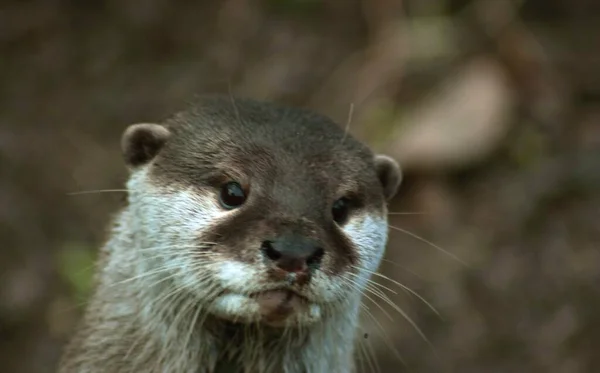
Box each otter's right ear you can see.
[121,123,171,168]
[374,154,402,201]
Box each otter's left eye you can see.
[332,198,351,225]
[219,182,246,209]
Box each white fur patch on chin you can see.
[210,293,260,322]
[208,294,323,326]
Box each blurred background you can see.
[1,0,599,372]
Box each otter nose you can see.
[261,236,324,273]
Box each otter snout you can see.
[261,235,324,285]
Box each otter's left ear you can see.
[374,154,402,201]
[121,123,171,168]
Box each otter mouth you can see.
[210,286,322,327]
[249,289,309,326]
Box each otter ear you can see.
[374,154,402,201]
[121,123,171,168]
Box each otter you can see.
[58,95,402,373]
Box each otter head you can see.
[121,96,401,328]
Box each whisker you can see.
[228,82,243,128]
[387,212,427,215]
[341,275,395,322]
[131,288,189,367]
[354,324,368,373]
[136,243,217,252]
[107,247,219,270]
[379,258,424,280]
[349,273,400,297]
[357,315,382,373]
[357,305,380,373]
[359,302,406,369]
[150,283,205,371]
[107,263,189,288]
[98,253,218,280]
[142,266,216,299]
[178,297,202,353]
[343,272,437,355]
[341,102,354,144]
[351,265,441,319]
[184,303,203,363]
[67,189,128,196]
[362,284,407,320]
[388,224,469,267]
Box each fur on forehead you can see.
[121,95,402,201]
[165,96,373,160]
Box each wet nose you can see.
[261,236,324,273]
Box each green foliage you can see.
[57,243,96,301]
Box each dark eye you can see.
[219,182,246,209]
[332,197,351,225]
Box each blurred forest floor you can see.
[1,0,599,372]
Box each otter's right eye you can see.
[219,182,246,209]
[332,197,351,225]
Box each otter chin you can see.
[210,289,321,327]
[253,289,313,326]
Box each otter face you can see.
[122,97,401,327]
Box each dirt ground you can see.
[1,1,599,372]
